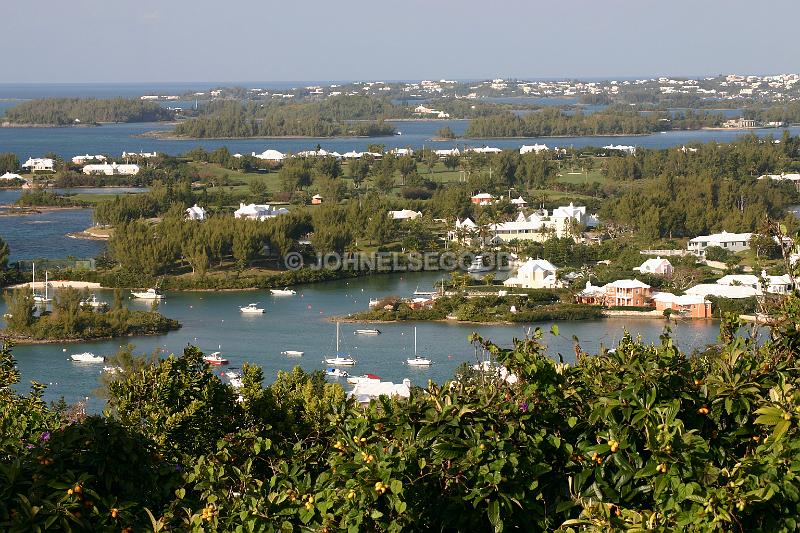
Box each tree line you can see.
[2,97,174,125]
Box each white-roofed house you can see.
[72,154,107,165]
[82,162,140,176]
[311,194,323,205]
[348,378,411,404]
[122,151,157,159]
[471,192,494,205]
[716,271,793,295]
[520,144,549,155]
[652,292,712,318]
[576,281,607,305]
[634,256,674,275]
[510,196,527,210]
[685,283,758,299]
[186,204,207,221]
[603,279,653,307]
[251,149,286,162]
[389,209,422,221]
[503,258,558,289]
[434,148,460,157]
[0,172,24,182]
[448,218,479,244]
[234,203,289,220]
[687,231,752,257]
[21,157,55,172]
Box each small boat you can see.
[70,352,104,363]
[406,327,432,366]
[239,303,265,314]
[281,350,304,357]
[354,329,381,336]
[131,288,164,300]
[346,373,381,385]
[326,368,350,378]
[32,265,52,304]
[270,288,296,296]
[81,294,107,309]
[203,352,229,365]
[324,322,356,365]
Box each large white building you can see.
[234,203,289,220]
[389,209,422,221]
[72,154,107,165]
[520,144,549,154]
[687,231,752,257]
[122,151,158,159]
[82,162,140,176]
[22,157,55,172]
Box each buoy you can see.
[62,348,67,352]
[307,305,312,309]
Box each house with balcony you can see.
[603,279,653,307]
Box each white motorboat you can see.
[323,322,356,366]
[281,350,304,357]
[467,255,493,274]
[81,294,108,309]
[131,288,164,300]
[223,370,243,388]
[406,327,432,366]
[346,373,381,385]
[32,264,52,304]
[326,368,350,378]
[203,351,229,365]
[270,287,296,296]
[70,352,104,363]
[239,303,265,314]
[354,328,381,336]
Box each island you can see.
[1,289,180,343]
[1,97,175,126]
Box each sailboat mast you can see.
[414,326,417,357]
[44,271,48,300]
[32,263,35,296]
[336,322,340,353]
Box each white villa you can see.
[22,157,55,172]
[391,148,414,156]
[603,144,637,154]
[186,204,207,221]
[685,284,759,299]
[466,146,502,154]
[234,203,289,220]
[634,256,674,275]
[758,173,800,182]
[252,149,286,162]
[83,162,140,176]
[451,202,599,245]
[520,144,549,154]
[72,154,107,165]
[687,231,752,257]
[716,271,793,295]
[434,148,460,157]
[503,258,558,289]
[389,209,422,221]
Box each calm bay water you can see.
[0,120,796,160]
[1,271,723,413]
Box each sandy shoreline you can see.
[8,281,103,290]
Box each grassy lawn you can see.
[555,167,607,185]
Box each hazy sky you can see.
[4,0,799,83]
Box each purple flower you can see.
[40,431,50,441]
[174,463,183,472]
[519,402,529,412]
[26,444,34,449]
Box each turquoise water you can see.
[1,271,723,413]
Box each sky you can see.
[3,0,800,84]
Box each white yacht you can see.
[346,373,381,385]
[70,352,104,363]
[467,255,493,274]
[131,288,164,300]
[239,303,265,314]
[406,327,432,366]
[81,294,108,309]
[270,287,296,296]
[32,264,52,304]
[281,350,304,357]
[354,328,381,336]
[323,322,356,366]
[326,368,350,378]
